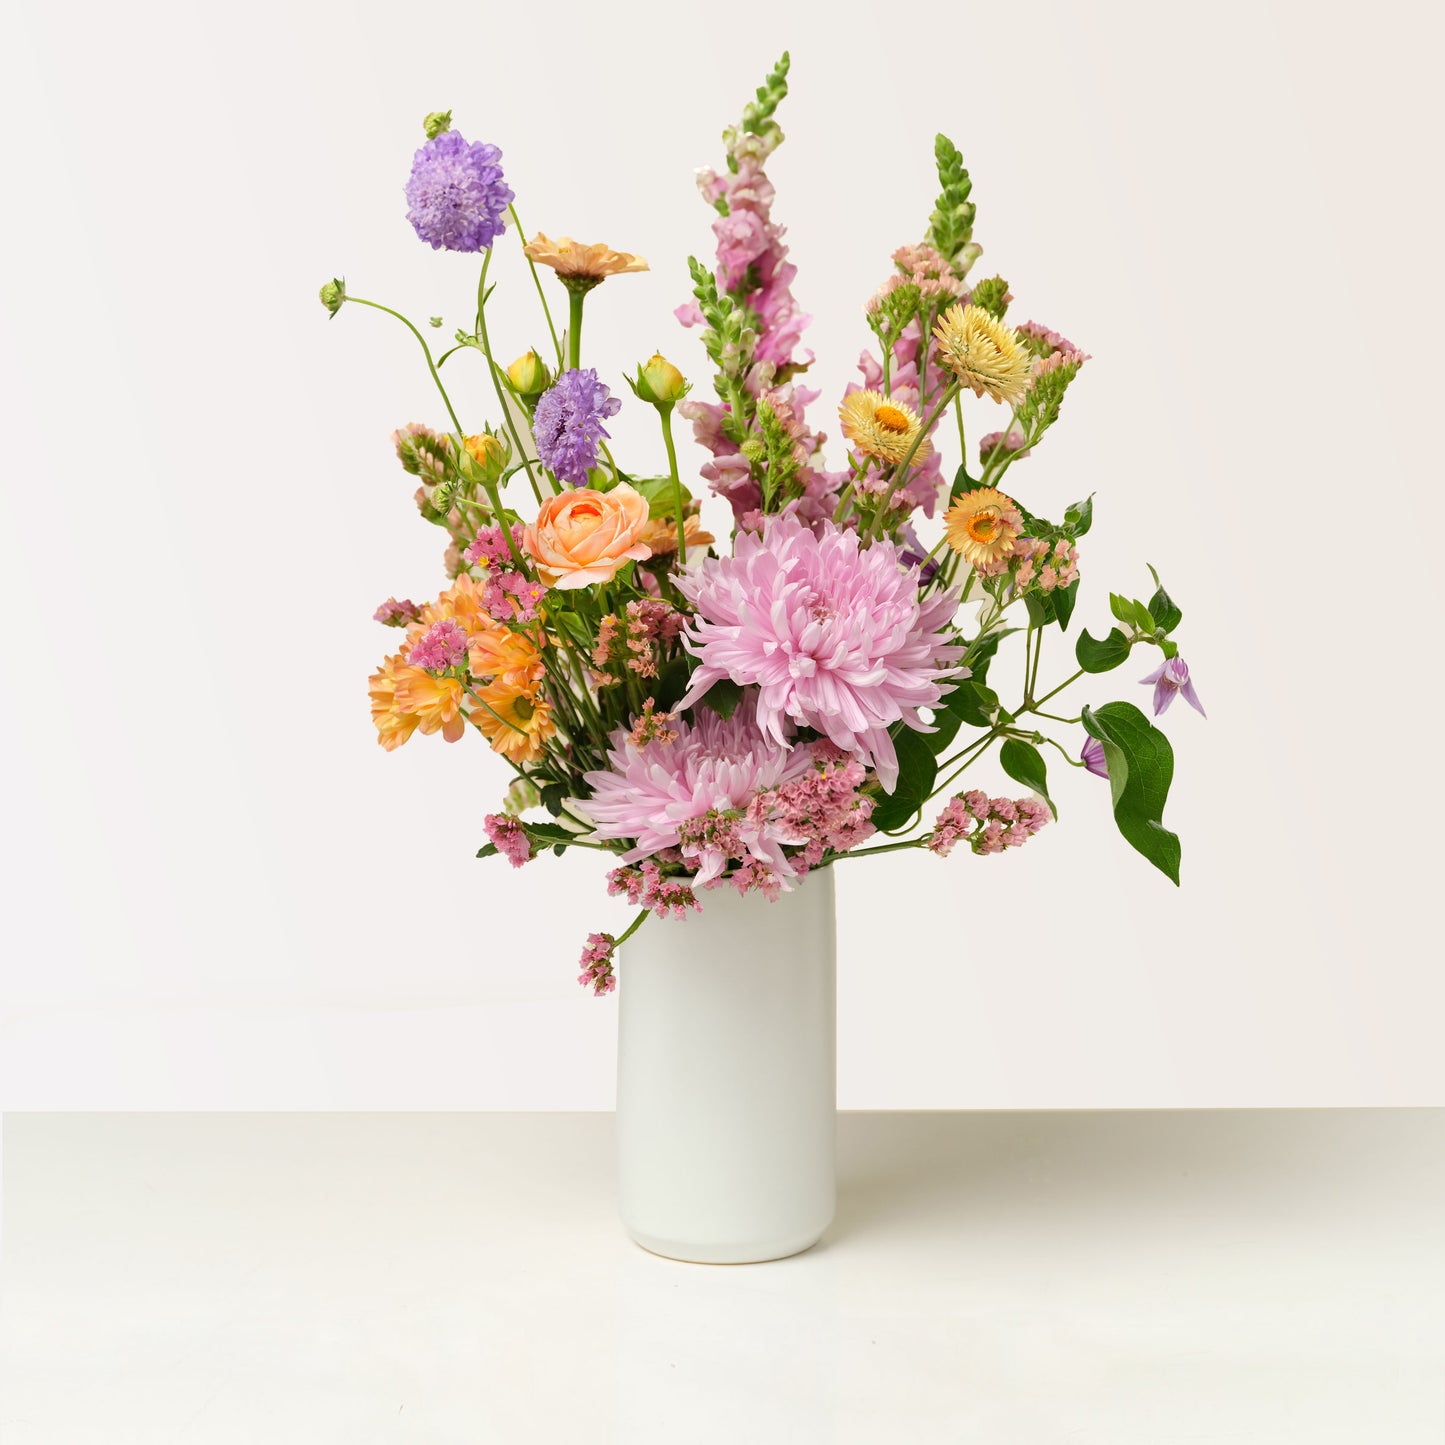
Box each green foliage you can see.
[1146,563,1183,632]
[631,474,693,519]
[1064,495,1094,537]
[969,276,1010,319]
[1076,627,1133,672]
[999,738,1055,818]
[1110,592,1156,633]
[696,678,743,721]
[962,626,1020,686]
[943,680,1002,728]
[1081,702,1181,884]
[950,461,977,501]
[870,727,937,831]
[928,134,977,270]
[1052,578,1079,632]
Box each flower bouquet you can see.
[325,55,1201,1258]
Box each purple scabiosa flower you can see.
[676,515,965,792]
[1080,736,1110,779]
[405,131,514,253]
[531,368,621,486]
[1140,656,1206,718]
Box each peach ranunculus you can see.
[523,483,653,589]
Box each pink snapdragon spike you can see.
[1139,656,1206,718]
[1080,736,1110,779]
[676,514,963,792]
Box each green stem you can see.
[473,252,547,504]
[567,290,585,370]
[509,204,563,367]
[659,405,687,558]
[347,296,464,435]
[832,838,926,861]
[614,909,651,947]
[1027,667,1085,713]
[863,381,960,542]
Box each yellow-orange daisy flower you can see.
[931,304,1032,406]
[472,676,557,764]
[523,234,648,292]
[944,486,1025,570]
[392,666,468,743]
[638,512,716,557]
[369,654,422,752]
[468,626,544,684]
[838,390,932,467]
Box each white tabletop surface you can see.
[1,1110,1442,1443]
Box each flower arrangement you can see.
[326,59,1202,994]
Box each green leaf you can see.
[631,474,693,518]
[1075,627,1132,673]
[1081,702,1181,884]
[539,783,568,818]
[870,727,937,831]
[999,738,1055,818]
[696,678,743,721]
[943,680,1001,728]
[1147,573,1182,633]
[476,842,500,859]
[1053,578,1079,632]
[950,461,976,500]
[962,627,1019,685]
[1064,494,1094,537]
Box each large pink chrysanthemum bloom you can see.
[580,700,816,887]
[676,516,964,791]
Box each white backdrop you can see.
[2,0,1440,1109]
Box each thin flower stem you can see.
[1040,735,1087,768]
[346,296,464,435]
[832,838,926,861]
[953,391,967,464]
[863,381,960,542]
[614,909,650,947]
[567,291,584,370]
[474,252,547,504]
[1028,667,1085,712]
[508,204,562,367]
[659,405,688,558]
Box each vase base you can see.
[625,1227,827,1265]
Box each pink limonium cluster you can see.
[593,599,686,680]
[463,524,547,623]
[676,514,964,790]
[606,861,700,918]
[373,596,422,627]
[577,933,617,995]
[927,792,1050,857]
[407,618,470,671]
[484,812,535,868]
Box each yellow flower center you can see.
[874,404,911,434]
[513,696,535,723]
[967,510,999,544]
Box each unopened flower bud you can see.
[318,277,346,318]
[423,110,452,139]
[428,316,443,328]
[630,352,690,407]
[506,350,552,400]
[503,777,542,816]
[462,430,509,483]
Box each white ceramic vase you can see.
[616,867,837,1264]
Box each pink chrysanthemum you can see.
[581,699,817,887]
[676,515,964,790]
